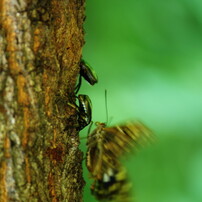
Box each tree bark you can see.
[0,0,85,201]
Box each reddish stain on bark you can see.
[45,144,65,164]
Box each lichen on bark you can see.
[0,0,86,201]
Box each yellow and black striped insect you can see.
[86,121,153,201]
[77,94,92,131]
[66,94,92,131]
[75,59,98,93]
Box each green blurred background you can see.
[79,1,202,202]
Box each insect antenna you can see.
[105,89,109,125]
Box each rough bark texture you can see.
[0,0,85,201]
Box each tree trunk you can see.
[0,0,85,201]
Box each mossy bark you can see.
[0,0,85,201]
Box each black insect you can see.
[77,94,92,131]
[75,59,98,93]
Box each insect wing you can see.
[87,122,152,178]
[86,123,106,179]
[112,122,153,153]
